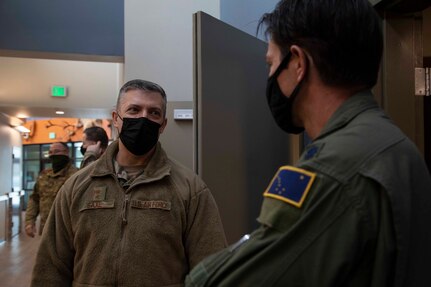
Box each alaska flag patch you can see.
[264,166,316,208]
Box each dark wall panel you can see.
[0,0,124,56]
[194,12,291,243]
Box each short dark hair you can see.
[258,0,383,89]
[117,79,167,117]
[83,126,109,149]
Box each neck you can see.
[300,84,359,140]
[116,141,156,167]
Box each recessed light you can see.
[16,113,28,119]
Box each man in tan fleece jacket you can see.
[31,79,227,287]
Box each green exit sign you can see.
[51,86,67,97]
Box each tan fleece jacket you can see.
[31,141,227,287]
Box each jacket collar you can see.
[314,90,379,141]
[91,140,171,182]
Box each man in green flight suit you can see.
[186,0,431,286]
[25,142,78,237]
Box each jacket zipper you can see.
[115,191,130,286]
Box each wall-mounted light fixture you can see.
[55,110,65,115]
[14,125,30,133]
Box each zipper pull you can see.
[121,194,130,224]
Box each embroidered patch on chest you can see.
[264,166,316,208]
[81,200,115,211]
[131,200,171,211]
[92,186,107,201]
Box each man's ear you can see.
[290,45,308,83]
[112,110,120,129]
[159,118,168,134]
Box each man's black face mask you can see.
[266,51,304,134]
[118,115,161,156]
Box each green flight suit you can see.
[186,90,431,287]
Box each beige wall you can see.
[124,0,220,169]
[124,0,220,102]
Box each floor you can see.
[0,215,41,287]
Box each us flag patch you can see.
[264,166,316,208]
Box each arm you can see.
[31,184,75,287]
[25,180,41,237]
[184,184,227,269]
[187,173,394,286]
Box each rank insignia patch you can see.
[92,186,107,201]
[264,166,316,208]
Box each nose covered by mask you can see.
[49,155,70,173]
[118,115,162,156]
[266,52,304,134]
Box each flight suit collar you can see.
[314,90,379,141]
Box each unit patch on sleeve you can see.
[264,166,316,208]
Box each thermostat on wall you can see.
[174,109,193,120]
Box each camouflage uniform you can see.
[25,162,78,235]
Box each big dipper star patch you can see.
[264,166,316,208]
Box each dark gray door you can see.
[193,12,292,243]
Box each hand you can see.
[25,223,37,238]
[86,141,103,157]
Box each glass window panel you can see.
[23,160,40,190]
[74,142,83,159]
[41,144,51,159]
[24,145,40,160]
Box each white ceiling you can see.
[0,56,124,121]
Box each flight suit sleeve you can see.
[30,183,75,287]
[25,179,41,225]
[184,182,227,269]
[186,172,392,286]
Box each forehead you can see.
[119,89,164,109]
[266,40,282,60]
[50,143,66,150]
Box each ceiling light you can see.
[56,110,65,115]
[16,113,28,119]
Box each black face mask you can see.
[118,115,162,156]
[266,52,304,134]
[49,155,70,173]
[80,146,86,156]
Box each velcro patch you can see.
[131,200,171,211]
[92,186,107,201]
[264,166,316,208]
[80,200,115,211]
